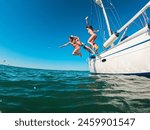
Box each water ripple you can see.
[0,65,150,112]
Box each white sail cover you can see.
[103,33,118,48]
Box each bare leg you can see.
[88,37,95,48]
[72,48,82,57]
[88,34,99,51]
[88,34,97,48]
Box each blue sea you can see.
[0,65,150,113]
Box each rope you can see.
[94,1,101,30]
[90,0,94,25]
[92,0,104,41]
[133,21,142,28]
[139,16,145,27]
[107,14,118,31]
[109,0,122,26]
[109,8,121,28]
[118,26,129,44]
[106,0,122,28]
[142,11,149,25]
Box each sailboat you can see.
[88,0,150,77]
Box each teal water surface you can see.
[0,65,150,113]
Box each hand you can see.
[59,42,70,48]
[59,45,65,48]
[85,16,88,20]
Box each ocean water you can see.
[0,65,150,113]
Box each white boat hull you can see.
[88,26,150,75]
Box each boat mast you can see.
[95,0,150,48]
[95,0,112,36]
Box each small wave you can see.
[0,65,150,112]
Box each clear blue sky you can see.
[0,0,149,70]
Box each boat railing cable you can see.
[142,11,149,25]
[139,16,145,27]
[118,26,129,44]
[133,20,143,29]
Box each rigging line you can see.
[109,8,121,28]
[97,6,105,38]
[139,16,145,27]
[107,0,122,26]
[95,2,102,29]
[103,31,107,43]
[98,6,106,43]
[101,0,118,32]
[118,26,129,44]
[97,2,107,43]
[133,21,143,29]
[110,1,122,26]
[142,11,149,24]
[107,14,118,31]
[94,1,101,30]
[144,11,149,22]
[90,0,94,25]
[142,13,147,25]
[96,3,103,35]
[93,1,103,39]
